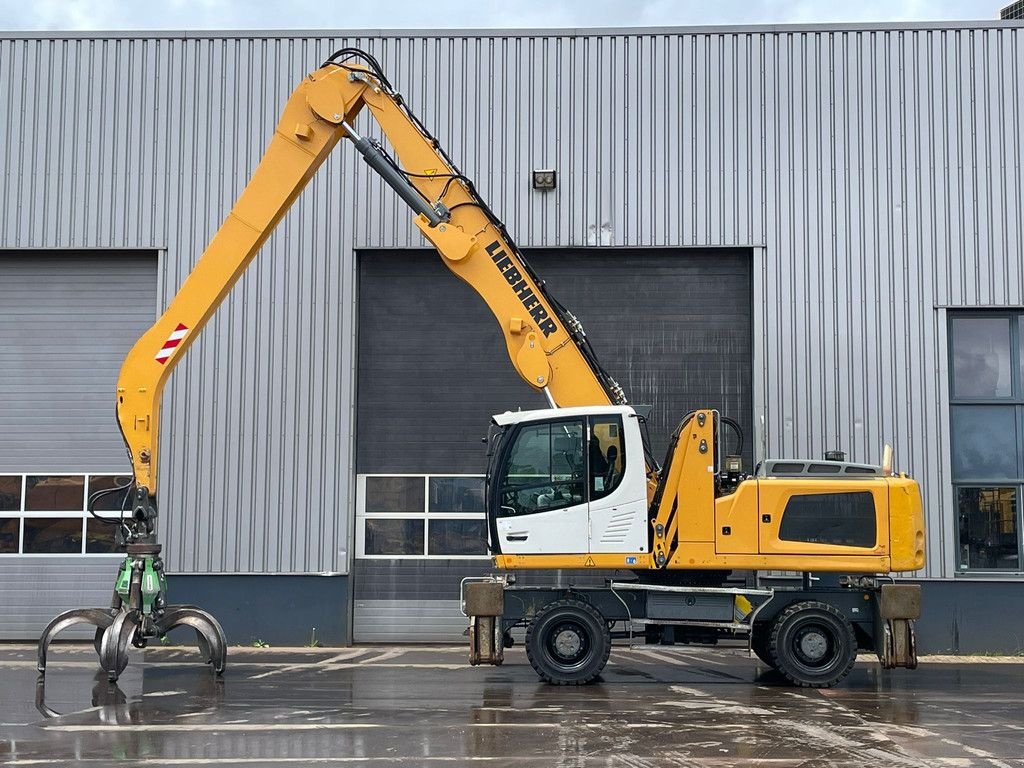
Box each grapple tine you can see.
[196,630,212,663]
[99,611,138,682]
[34,675,60,719]
[157,606,227,675]
[37,608,117,674]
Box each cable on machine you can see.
[323,47,627,406]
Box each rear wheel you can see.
[525,598,611,685]
[768,601,857,688]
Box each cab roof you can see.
[491,404,636,427]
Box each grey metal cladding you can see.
[1,27,1021,578]
[0,558,120,640]
[353,560,492,601]
[353,599,468,643]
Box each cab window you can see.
[589,415,625,501]
[498,420,584,516]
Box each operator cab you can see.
[484,406,650,556]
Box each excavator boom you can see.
[117,51,619,499]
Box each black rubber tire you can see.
[750,624,776,668]
[768,601,857,688]
[525,598,611,685]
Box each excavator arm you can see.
[38,49,629,681]
[117,50,620,508]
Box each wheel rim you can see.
[544,620,591,671]
[788,621,840,673]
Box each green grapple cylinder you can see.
[115,556,166,615]
[114,558,132,604]
[142,557,165,614]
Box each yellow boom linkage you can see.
[119,58,613,497]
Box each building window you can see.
[23,517,83,554]
[428,519,487,556]
[950,316,1014,399]
[0,518,19,553]
[949,313,1024,574]
[0,473,128,556]
[956,487,1019,570]
[364,519,425,556]
[428,477,484,513]
[356,475,488,559]
[365,476,425,513]
[0,476,21,511]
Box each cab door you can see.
[493,418,590,555]
[587,414,648,554]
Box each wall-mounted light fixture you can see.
[532,169,557,190]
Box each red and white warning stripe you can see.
[155,323,189,364]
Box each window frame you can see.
[948,311,1024,576]
[953,484,1022,573]
[355,473,489,560]
[588,414,626,502]
[948,312,1019,403]
[0,472,129,558]
[496,417,587,518]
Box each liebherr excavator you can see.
[38,49,925,688]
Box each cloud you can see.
[0,0,1002,31]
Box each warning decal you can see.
[584,556,596,567]
[155,323,189,364]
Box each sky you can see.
[0,0,1010,31]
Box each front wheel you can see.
[525,598,611,685]
[768,601,857,688]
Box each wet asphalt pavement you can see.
[1,643,1022,767]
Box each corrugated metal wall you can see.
[0,559,120,640]
[1,23,1021,578]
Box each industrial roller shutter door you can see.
[0,251,157,639]
[0,251,157,470]
[354,247,752,643]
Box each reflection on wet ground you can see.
[2,644,1023,766]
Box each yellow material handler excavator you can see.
[37,49,925,688]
